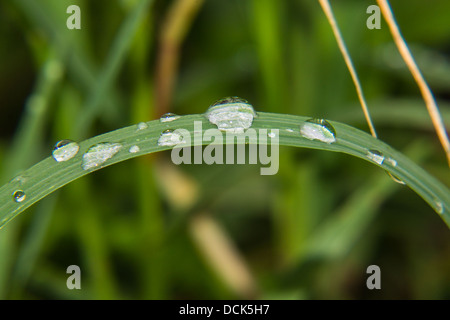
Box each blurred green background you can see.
[0,0,449,299]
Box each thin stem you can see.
[317,0,377,138]
[155,0,205,117]
[377,0,450,166]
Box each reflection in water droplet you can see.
[13,190,26,203]
[160,113,180,123]
[367,149,385,165]
[300,119,336,144]
[81,143,122,170]
[268,132,276,138]
[157,129,185,147]
[205,96,256,133]
[129,145,140,154]
[137,122,148,131]
[52,139,80,162]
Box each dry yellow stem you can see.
[376,0,450,166]
[155,0,205,116]
[189,214,258,298]
[318,0,377,138]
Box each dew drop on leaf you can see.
[81,143,122,171]
[205,96,256,133]
[434,199,444,214]
[367,149,385,165]
[129,145,140,153]
[386,157,397,167]
[137,122,148,131]
[13,190,26,203]
[160,113,180,123]
[52,139,80,162]
[300,119,336,144]
[157,129,185,147]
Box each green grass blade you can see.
[74,0,154,138]
[0,56,63,298]
[0,112,449,229]
[299,140,430,261]
[12,0,121,116]
[335,99,450,129]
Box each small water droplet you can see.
[386,157,397,167]
[286,129,294,133]
[52,139,80,162]
[434,200,444,214]
[268,132,276,138]
[160,113,181,123]
[137,122,148,131]
[205,96,256,133]
[81,143,122,170]
[13,190,26,203]
[367,149,385,165]
[10,175,28,185]
[300,119,336,144]
[129,145,140,153]
[157,129,185,147]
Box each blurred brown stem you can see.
[154,0,205,117]
[189,213,259,299]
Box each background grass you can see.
[0,0,449,299]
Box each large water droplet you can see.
[300,119,336,144]
[129,145,140,154]
[137,122,148,131]
[205,97,256,133]
[13,190,26,203]
[157,129,185,147]
[160,113,180,123]
[81,142,122,170]
[52,139,80,162]
[367,149,385,165]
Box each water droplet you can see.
[129,145,140,154]
[137,122,148,131]
[205,96,256,133]
[10,175,28,185]
[52,139,80,162]
[157,129,185,147]
[286,129,294,133]
[160,113,180,123]
[434,199,444,214]
[268,132,276,138]
[300,119,336,144]
[367,149,385,165]
[386,157,397,167]
[81,143,122,170]
[13,190,26,203]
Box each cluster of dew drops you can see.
[8,96,443,215]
